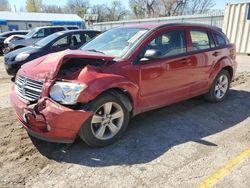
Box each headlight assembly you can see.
[49,82,87,105]
[15,53,30,62]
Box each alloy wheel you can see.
[91,102,124,140]
[214,74,229,99]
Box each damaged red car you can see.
[10,23,237,147]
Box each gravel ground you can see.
[0,56,250,187]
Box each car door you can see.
[137,29,196,111]
[50,35,70,52]
[187,29,217,95]
[70,33,83,49]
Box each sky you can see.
[7,0,250,12]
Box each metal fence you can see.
[91,12,225,31]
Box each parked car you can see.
[0,30,28,55]
[4,29,100,75]
[4,25,79,53]
[10,23,237,147]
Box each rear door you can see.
[186,29,218,95]
[137,29,196,111]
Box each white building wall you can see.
[223,2,250,54]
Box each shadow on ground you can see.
[31,89,250,167]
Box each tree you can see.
[129,0,158,18]
[105,1,128,21]
[0,0,11,11]
[65,0,89,18]
[187,0,215,14]
[26,0,42,12]
[43,5,63,13]
[129,0,146,19]
[156,0,187,16]
[91,4,106,22]
[91,1,128,22]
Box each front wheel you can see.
[204,70,231,102]
[79,93,130,147]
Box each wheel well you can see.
[223,66,233,80]
[14,46,25,50]
[105,88,134,113]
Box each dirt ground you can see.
[0,56,250,188]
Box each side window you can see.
[35,29,45,38]
[145,30,186,57]
[190,30,211,51]
[70,34,82,46]
[51,27,64,33]
[214,33,227,47]
[52,36,69,48]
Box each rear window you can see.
[190,30,211,51]
[214,33,227,47]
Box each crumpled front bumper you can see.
[10,84,93,143]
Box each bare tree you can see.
[129,0,158,18]
[105,1,128,21]
[91,4,107,22]
[0,0,11,11]
[65,0,89,18]
[187,0,215,14]
[91,1,128,22]
[129,0,146,19]
[43,5,63,13]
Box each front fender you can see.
[77,68,139,106]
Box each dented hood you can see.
[19,50,115,81]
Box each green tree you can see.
[0,0,11,11]
[26,0,42,12]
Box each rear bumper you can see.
[10,84,93,143]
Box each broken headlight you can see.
[49,82,87,105]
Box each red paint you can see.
[10,24,236,143]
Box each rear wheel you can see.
[79,93,130,147]
[205,69,231,102]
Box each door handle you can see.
[212,52,220,57]
[180,58,191,64]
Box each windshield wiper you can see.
[86,49,105,54]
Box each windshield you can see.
[81,27,149,58]
[34,32,63,47]
[25,28,39,39]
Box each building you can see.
[0,11,85,32]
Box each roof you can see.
[54,29,100,34]
[0,11,83,22]
[123,23,222,31]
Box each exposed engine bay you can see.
[57,58,110,77]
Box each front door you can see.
[138,29,196,111]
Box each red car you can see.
[10,23,237,147]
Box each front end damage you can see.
[10,85,93,143]
[10,50,115,143]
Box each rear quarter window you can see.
[214,33,227,47]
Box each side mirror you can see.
[32,34,38,38]
[141,49,162,61]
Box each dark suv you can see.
[4,26,78,53]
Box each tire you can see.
[204,69,231,102]
[79,93,130,147]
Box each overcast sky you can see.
[7,0,250,12]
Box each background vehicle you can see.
[4,26,79,53]
[4,29,100,75]
[10,23,236,147]
[0,30,28,55]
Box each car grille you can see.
[15,76,43,102]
